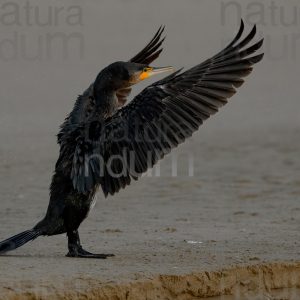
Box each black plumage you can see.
[0,21,263,258]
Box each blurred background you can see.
[0,0,299,266]
[0,0,299,134]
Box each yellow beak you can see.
[139,66,174,81]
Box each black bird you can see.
[0,21,263,258]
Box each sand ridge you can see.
[1,262,300,299]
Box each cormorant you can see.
[0,21,263,258]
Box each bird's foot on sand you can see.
[66,246,114,259]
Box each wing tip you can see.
[129,25,167,64]
[249,53,264,64]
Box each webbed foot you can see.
[66,230,114,259]
[66,246,114,259]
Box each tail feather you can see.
[0,229,41,254]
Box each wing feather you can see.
[129,26,165,64]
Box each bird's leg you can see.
[66,230,114,259]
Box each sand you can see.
[0,129,299,299]
[1,263,300,299]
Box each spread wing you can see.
[116,26,165,107]
[71,20,264,196]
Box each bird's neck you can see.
[93,87,118,116]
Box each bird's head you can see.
[127,63,174,85]
[95,62,174,91]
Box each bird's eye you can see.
[143,67,149,72]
